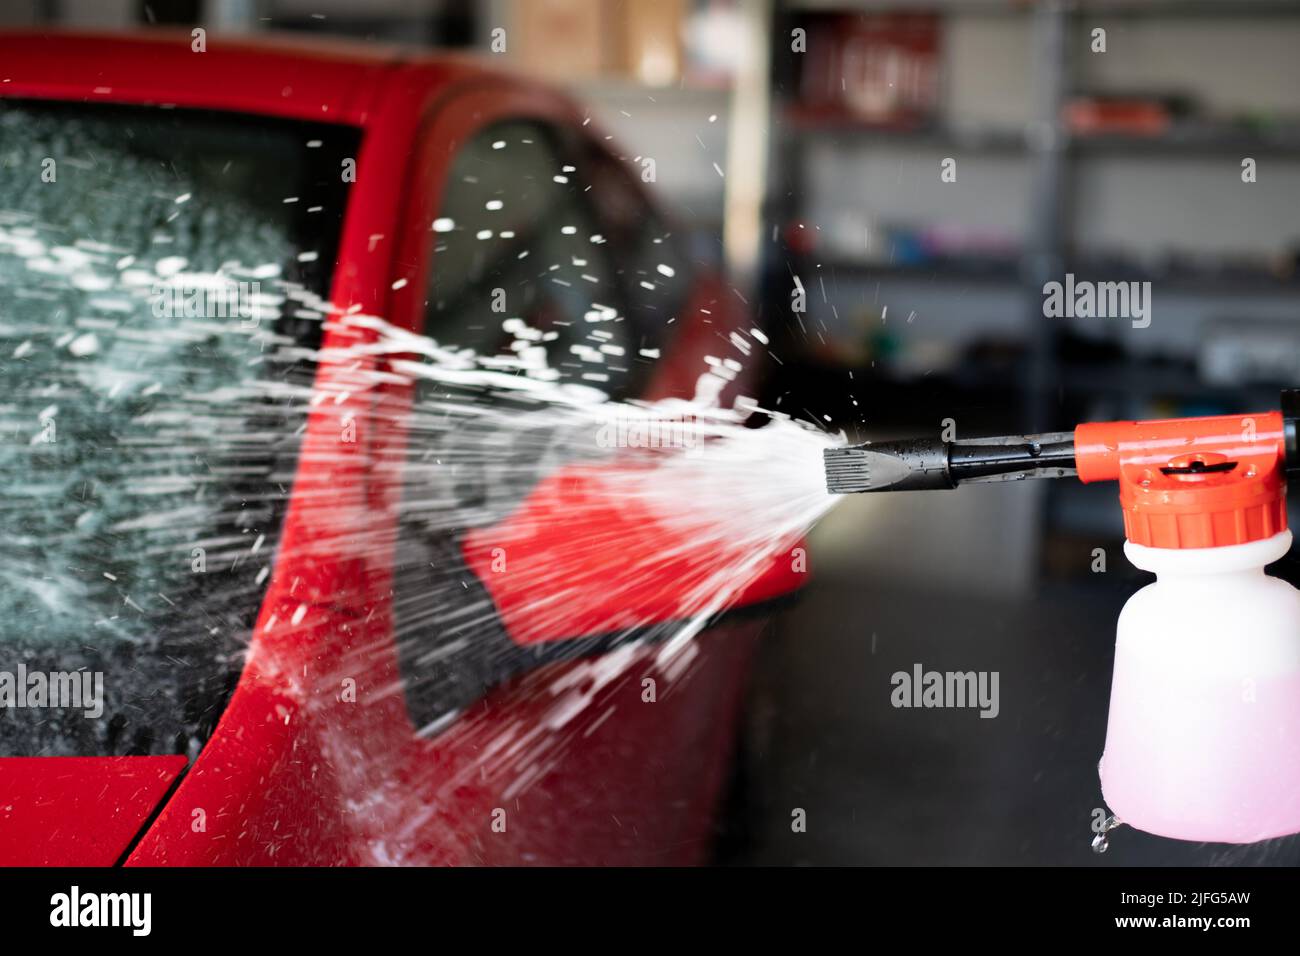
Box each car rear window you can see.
[0,101,358,756]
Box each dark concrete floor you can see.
[727,568,1300,866]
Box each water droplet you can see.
[1091,814,1122,854]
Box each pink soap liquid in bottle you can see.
[1100,530,1300,843]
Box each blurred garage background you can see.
[10,0,1300,865]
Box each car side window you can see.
[580,143,692,372]
[392,118,699,734]
[423,119,689,400]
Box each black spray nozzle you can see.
[826,389,1300,496]
[824,432,1077,495]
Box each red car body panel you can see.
[0,757,186,865]
[0,30,801,866]
[462,463,803,646]
[0,30,414,126]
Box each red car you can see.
[0,31,802,865]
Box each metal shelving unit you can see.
[761,0,1300,425]
[760,0,1300,549]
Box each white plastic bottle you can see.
[1073,410,1300,843]
[1100,531,1300,843]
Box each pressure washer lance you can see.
[824,389,1300,846]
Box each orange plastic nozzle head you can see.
[1075,411,1287,549]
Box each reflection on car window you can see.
[423,120,689,401]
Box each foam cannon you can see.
[824,390,1300,844]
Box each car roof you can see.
[0,29,498,127]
